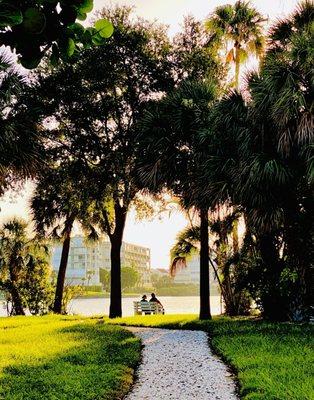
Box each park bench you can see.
[133,301,164,315]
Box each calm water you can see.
[69,295,223,316]
[0,296,223,317]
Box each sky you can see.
[92,0,300,35]
[0,0,300,268]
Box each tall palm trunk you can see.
[109,204,127,319]
[199,208,211,320]
[53,215,74,314]
[10,283,25,316]
[283,196,312,320]
[232,219,239,253]
[234,42,241,90]
[258,233,286,321]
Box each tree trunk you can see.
[259,233,286,321]
[235,44,240,90]
[9,267,25,315]
[232,218,239,254]
[53,216,74,314]
[283,196,312,320]
[199,208,211,320]
[10,283,25,315]
[109,204,127,319]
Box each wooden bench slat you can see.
[133,301,164,315]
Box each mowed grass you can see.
[107,315,314,400]
[0,315,141,400]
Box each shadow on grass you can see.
[0,322,141,400]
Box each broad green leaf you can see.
[68,22,85,38]
[23,7,46,34]
[82,28,92,42]
[77,10,87,21]
[67,38,75,56]
[91,32,104,46]
[77,0,94,14]
[0,3,23,27]
[94,18,114,38]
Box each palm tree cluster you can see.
[0,52,42,195]
[0,218,53,315]
[170,210,251,317]
[0,1,312,321]
[138,1,313,321]
[206,0,265,88]
[200,1,313,320]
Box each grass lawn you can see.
[78,292,142,298]
[106,314,314,400]
[0,315,141,400]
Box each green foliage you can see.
[20,249,54,315]
[21,5,173,317]
[200,1,314,320]
[0,218,54,315]
[0,1,113,68]
[121,267,139,291]
[31,164,98,239]
[0,52,41,194]
[94,18,114,38]
[205,0,266,88]
[156,284,200,296]
[170,226,199,269]
[139,80,218,209]
[170,213,252,316]
[83,284,103,292]
[151,274,173,289]
[99,268,110,292]
[172,15,225,83]
[31,163,100,313]
[0,316,141,399]
[108,315,314,400]
[61,284,84,314]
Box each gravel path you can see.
[125,327,238,400]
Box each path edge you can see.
[121,326,241,399]
[205,331,241,398]
[122,327,145,400]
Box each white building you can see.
[51,236,151,286]
[151,268,169,278]
[173,254,218,287]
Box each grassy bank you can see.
[106,315,314,400]
[78,292,143,299]
[0,315,141,400]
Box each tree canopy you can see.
[0,0,113,68]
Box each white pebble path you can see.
[125,327,238,400]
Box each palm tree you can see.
[0,51,41,194]
[0,219,28,315]
[139,81,219,320]
[201,1,313,321]
[251,0,314,319]
[0,218,50,315]
[22,6,173,319]
[205,1,265,89]
[170,210,251,316]
[31,163,97,314]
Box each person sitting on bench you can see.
[149,293,165,314]
[140,294,151,315]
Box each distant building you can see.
[51,236,151,286]
[151,268,169,278]
[173,254,217,286]
[121,242,151,286]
